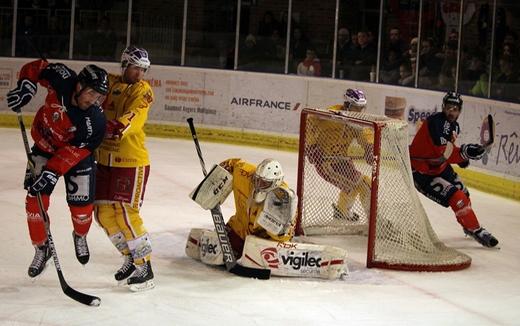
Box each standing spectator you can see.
[335,27,355,78]
[6,60,108,278]
[95,46,156,292]
[297,48,321,77]
[419,37,442,84]
[398,60,414,86]
[350,31,377,81]
[387,27,408,56]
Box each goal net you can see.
[295,108,471,271]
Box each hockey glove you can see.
[461,143,485,160]
[30,168,59,195]
[105,119,125,139]
[7,79,37,112]
[457,160,470,168]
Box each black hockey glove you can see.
[30,168,59,195]
[7,79,37,112]
[457,160,470,168]
[461,143,485,160]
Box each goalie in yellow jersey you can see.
[186,158,349,279]
[306,88,373,222]
[94,46,155,292]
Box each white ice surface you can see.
[0,127,519,326]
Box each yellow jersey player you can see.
[306,88,373,222]
[186,158,348,279]
[94,46,155,291]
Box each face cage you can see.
[253,174,276,192]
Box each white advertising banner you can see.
[0,57,519,178]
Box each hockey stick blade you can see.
[63,283,101,306]
[481,114,495,148]
[229,263,271,280]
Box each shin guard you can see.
[448,190,480,230]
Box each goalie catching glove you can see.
[189,164,233,210]
[256,187,297,236]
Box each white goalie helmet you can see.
[253,159,284,202]
[344,88,367,111]
[121,46,151,70]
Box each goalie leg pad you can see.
[185,228,225,265]
[240,235,348,279]
[189,164,233,210]
[185,228,205,260]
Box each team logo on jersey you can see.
[52,112,60,122]
[143,90,153,104]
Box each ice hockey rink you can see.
[1,127,519,326]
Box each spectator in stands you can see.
[438,59,457,91]
[90,16,117,61]
[297,48,321,77]
[350,31,377,81]
[335,27,355,79]
[403,37,418,62]
[419,37,442,86]
[239,34,261,70]
[398,60,414,87]
[258,11,280,37]
[380,48,402,85]
[492,55,520,102]
[290,27,310,71]
[387,27,408,56]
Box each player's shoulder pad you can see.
[40,63,77,95]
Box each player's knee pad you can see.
[240,236,348,279]
[69,204,93,236]
[127,233,152,260]
[25,194,49,246]
[109,231,130,253]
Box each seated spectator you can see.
[290,27,310,70]
[398,60,414,87]
[239,34,261,70]
[437,59,457,91]
[403,37,418,62]
[492,55,520,102]
[419,37,442,84]
[334,27,355,78]
[297,49,321,77]
[387,27,408,55]
[380,48,402,84]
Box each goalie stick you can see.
[16,108,101,306]
[187,118,271,280]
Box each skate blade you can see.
[129,280,155,292]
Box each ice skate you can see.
[127,260,155,292]
[332,203,359,222]
[28,242,51,278]
[73,232,90,264]
[115,254,136,282]
[464,227,499,248]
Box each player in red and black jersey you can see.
[7,60,108,277]
[410,91,498,247]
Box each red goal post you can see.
[295,108,471,272]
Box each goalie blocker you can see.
[185,230,348,279]
[190,164,233,210]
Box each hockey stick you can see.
[15,110,101,306]
[481,114,495,148]
[187,118,271,280]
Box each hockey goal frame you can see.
[295,108,471,272]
